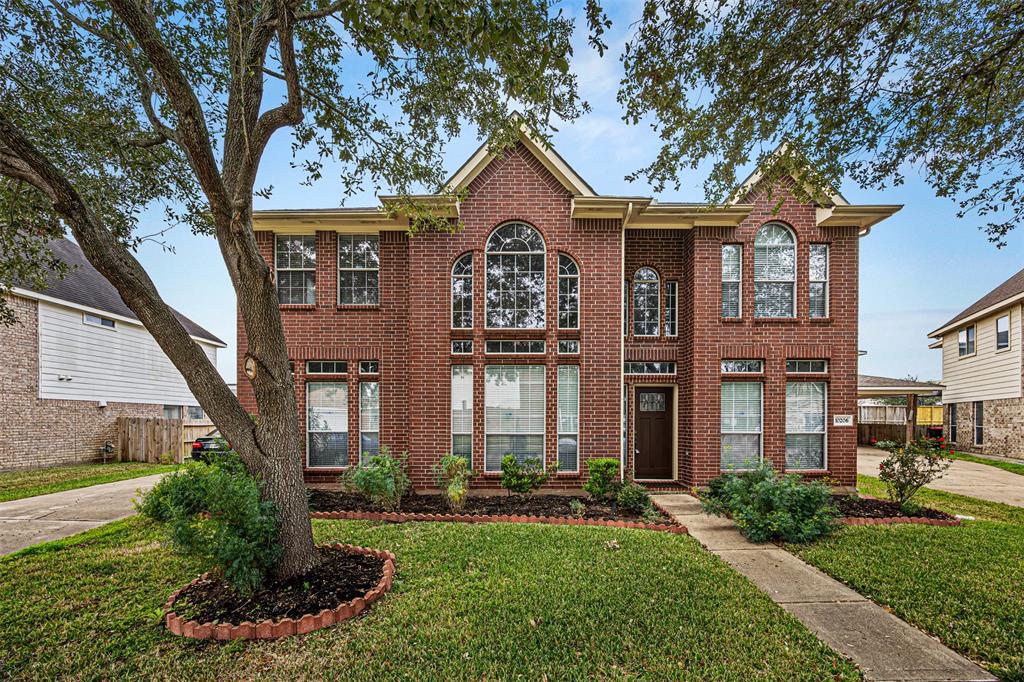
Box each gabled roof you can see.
[732,142,849,207]
[930,266,1024,338]
[10,238,225,346]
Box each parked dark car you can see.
[190,430,232,464]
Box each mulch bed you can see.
[307,490,673,524]
[831,495,956,521]
[171,546,384,624]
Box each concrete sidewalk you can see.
[0,474,165,556]
[859,446,1024,508]
[653,494,994,682]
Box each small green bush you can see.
[701,464,838,543]
[874,438,952,508]
[616,480,651,514]
[434,454,474,512]
[344,446,411,511]
[137,460,281,593]
[583,458,620,501]
[500,455,550,495]
[568,498,586,518]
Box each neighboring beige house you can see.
[928,267,1024,458]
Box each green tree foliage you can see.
[619,0,1024,244]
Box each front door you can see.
[634,387,673,479]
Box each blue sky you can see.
[131,0,1024,384]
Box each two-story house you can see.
[241,125,900,490]
[929,268,1024,458]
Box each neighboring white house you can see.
[929,267,1024,458]
[0,237,225,470]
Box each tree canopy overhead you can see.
[620,0,1024,244]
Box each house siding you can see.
[939,305,1022,403]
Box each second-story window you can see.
[485,222,546,328]
[632,267,660,336]
[809,244,829,318]
[754,223,796,318]
[721,244,742,318]
[558,254,580,329]
[338,234,380,305]
[276,235,316,305]
[665,281,678,336]
[996,314,1010,350]
[451,253,473,329]
[958,325,976,356]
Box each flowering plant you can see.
[873,438,952,508]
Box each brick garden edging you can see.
[310,510,688,534]
[163,544,396,641]
[839,516,961,527]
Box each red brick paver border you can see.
[310,510,688,534]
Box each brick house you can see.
[242,126,899,489]
[929,267,1024,458]
[0,238,224,471]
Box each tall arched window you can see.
[632,267,660,336]
[485,222,546,328]
[754,223,796,318]
[558,254,580,329]
[451,253,473,328]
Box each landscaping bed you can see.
[831,494,955,521]
[308,489,676,524]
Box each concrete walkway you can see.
[859,447,1024,508]
[653,494,994,682]
[0,474,164,556]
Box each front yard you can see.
[0,462,177,503]
[791,475,1024,679]
[0,518,858,680]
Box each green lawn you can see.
[0,462,177,503]
[946,451,1024,477]
[0,518,859,680]
[791,475,1024,679]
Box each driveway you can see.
[0,474,165,556]
[858,447,1024,508]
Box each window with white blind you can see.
[809,244,829,318]
[338,234,379,305]
[359,382,380,464]
[665,281,678,336]
[307,382,348,467]
[722,244,742,318]
[720,382,762,470]
[633,267,660,336]
[754,223,796,317]
[786,382,826,469]
[557,365,579,472]
[558,254,580,329]
[276,235,316,305]
[997,314,1010,350]
[484,365,545,472]
[451,366,473,465]
[451,253,473,329]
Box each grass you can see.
[0,462,177,503]
[791,475,1024,679]
[946,451,1024,477]
[0,518,860,680]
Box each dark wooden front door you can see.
[635,387,673,479]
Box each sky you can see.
[130,0,1024,385]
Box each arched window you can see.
[485,222,546,328]
[632,267,660,336]
[558,254,580,329]
[451,253,473,329]
[754,223,796,318]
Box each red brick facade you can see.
[243,143,863,489]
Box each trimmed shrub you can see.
[874,438,952,508]
[434,454,474,512]
[568,498,586,518]
[137,460,281,593]
[343,446,411,512]
[583,458,620,501]
[702,464,838,543]
[616,480,652,514]
[500,455,550,495]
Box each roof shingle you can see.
[933,266,1024,334]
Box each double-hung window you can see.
[451,366,473,464]
[809,244,829,318]
[721,244,742,318]
[484,365,545,472]
[307,382,348,467]
[276,235,316,305]
[996,314,1010,350]
[720,382,762,469]
[754,223,796,317]
[665,281,678,336]
[557,365,580,472]
[786,382,826,469]
[958,325,976,356]
[338,234,380,305]
[359,382,380,464]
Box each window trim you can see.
[809,243,830,319]
[83,312,117,330]
[786,359,829,374]
[485,339,546,355]
[974,401,984,446]
[305,360,348,375]
[557,253,581,331]
[753,222,797,318]
[557,339,580,355]
[337,233,380,306]
[451,252,474,330]
[958,325,976,357]
[557,365,580,473]
[484,222,547,330]
[721,359,763,374]
[785,381,828,471]
[996,314,1011,351]
[359,360,380,375]
[720,381,763,471]
[624,362,676,375]
[305,381,349,469]
[275,234,317,306]
[632,267,661,337]
[451,340,473,355]
[722,243,743,319]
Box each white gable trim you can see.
[732,142,849,207]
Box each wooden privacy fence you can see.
[858,423,938,445]
[116,417,184,464]
[858,405,943,426]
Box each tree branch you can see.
[294,0,348,22]
[250,3,304,172]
